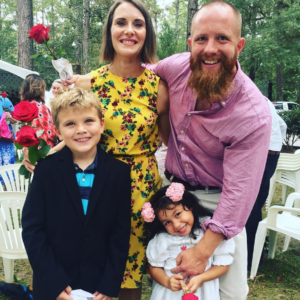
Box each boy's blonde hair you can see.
[50,88,103,128]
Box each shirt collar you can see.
[74,152,98,172]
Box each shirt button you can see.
[187,113,191,116]
[221,101,226,107]
[185,164,189,167]
[181,130,184,134]
[191,181,195,184]
[181,147,185,151]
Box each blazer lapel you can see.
[84,146,109,226]
[57,146,85,223]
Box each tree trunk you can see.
[276,64,283,102]
[0,4,2,60]
[17,0,33,70]
[186,0,197,51]
[75,19,82,74]
[83,0,90,74]
[51,2,55,50]
[268,81,273,101]
[175,0,180,33]
[249,57,256,81]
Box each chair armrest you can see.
[267,206,300,227]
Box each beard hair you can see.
[187,51,237,110]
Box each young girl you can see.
[142,183,235,300]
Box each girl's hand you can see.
[168,274,183,291]
[23,148,37,173]
[56,286,73,300]
[185,275,203,293]
[92,291,112,300]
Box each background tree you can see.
[17,0,33,70]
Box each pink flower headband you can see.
[141,183,185,222]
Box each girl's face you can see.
[158,204,194,236]
[110,2,146,60]
[52,82,61,96]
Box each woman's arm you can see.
[64,73,91,91]
[156,80,170,146]
[149,265,183,292]
[186,265,229,293]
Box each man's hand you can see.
[23,148,36,173]
[93,291,112,300]
[56,286,73,300]
[171,246,208,279]
[168,274,183,291]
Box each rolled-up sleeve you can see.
[202,115,272,239]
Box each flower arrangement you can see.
[29,24,73,80]
[12,101,51,180]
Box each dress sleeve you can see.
[212,238,235,266]
[146,234,169,268]
[4,98,14,112]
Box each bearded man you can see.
[148,1,271,299]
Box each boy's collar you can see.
[74,152,98,172]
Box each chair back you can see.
[0,164,30,192]
[0,192,27,258]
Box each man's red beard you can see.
[187,52,237,109]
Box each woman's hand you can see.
[93,291,112,300]
[63,73,91,91]
[62,75,81,87]
[168,274,183,291]
[23,148,37,173]
[56,286,72,300]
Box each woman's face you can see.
[110,2,146,60]
[52,82,61,96]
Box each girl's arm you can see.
[186,265,229,293]
[64,73,91,91]
[149,265,183,292]
[156,80,170,146]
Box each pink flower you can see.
[181,246,187,251]
[166,183,185,202]
[141,202,155,222]
[122,78,128,83]
[120,125,127,131]
[120,92,127,98]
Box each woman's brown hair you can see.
[20,74,46,103]
[99,0,158,64]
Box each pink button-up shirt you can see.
[149,53,271,239]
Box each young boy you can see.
[22,88,131,300]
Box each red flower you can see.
[182,293,199,300]
[28,24,50,44]
[181,246,187,251]
[1,92,7,98]
[15,126,39,147]
[12,101,38,122]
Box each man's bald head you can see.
[191,1,242,38]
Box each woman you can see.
[20,74,56,148]
[45,79,62,109]
[24,0,169,299]
[0,94,17,166]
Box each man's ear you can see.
[188,37,192,50]
[237,38,245,56]
[54,126,63,141]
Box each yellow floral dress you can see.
[91,66,162,288]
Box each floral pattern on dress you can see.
[31,101,55,148]
[91,66,161,288]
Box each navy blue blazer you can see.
[22,145,131,299]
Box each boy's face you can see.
[55,107,104,159]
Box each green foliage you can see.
[157,21,178,60]
[278,109,300,148]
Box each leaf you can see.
[38,138,47,148]
[18,164,27,175]
[38,144,51,158]
[36,130,44,137]
[28,145,40,165]
[14,142,24,150]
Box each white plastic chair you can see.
[266,150,300,210]
[0,164,30,193]
[250,192,300,279]
[0,192,28,282]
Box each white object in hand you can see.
[52,58,73,81]
[70,289,95,300]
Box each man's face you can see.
[187,5,245,104]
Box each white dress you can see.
[146,228,235,300]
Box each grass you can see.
[0,184,299,299]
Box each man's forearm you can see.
[195,228,224,259]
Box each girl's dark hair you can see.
[99,0,158,64]
[20,74,46,103]
[146,185,213,241]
